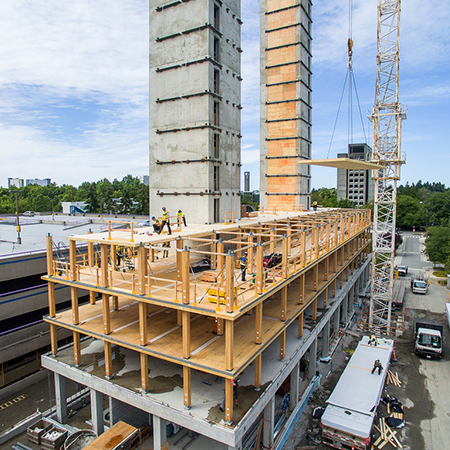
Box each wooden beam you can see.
[140,352,149,391]
[182,312,191,359]
[73,331,81,366]
[102,293,111,335]
[225,320,234,371]
[254,354,262,389]
[226,252,235,312]
[50,324,57,355]
[139,302,148,346]
[71,286,79,325]
[183,365,191,407]
[280,330,286,359]
[105,341,112,379]
[280,286,287,321]
[298,312,304,337]
[225,377,233,422]
[312,299,317,321]
[255,303,262,344]
[181,249,190,304]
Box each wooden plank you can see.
[253,418,264,450]
[84,421,137,450]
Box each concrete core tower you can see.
[149,0,242,224]
[260,0,313,211]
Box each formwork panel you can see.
[268,0,298,11]
[267,83,296,102]
[268,28,297,48]
[267,102,296,120]
[267,66,297,84]
[268,141,297,157]
[267,10,297,30]
[267,47,296,66]
[268,120,297,139]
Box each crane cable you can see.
[326,0,367,158]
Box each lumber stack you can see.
[386,370,402,387]
[373,419,403,449]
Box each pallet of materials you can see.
[40,426,68,450]
[26,418,53,445]
[83,421,138,450]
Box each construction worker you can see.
[240,252,248,282]
[177,210,187,227]
[368,334,378,346]
[312,201,318,211]
[152,216,162,234]
[162,241,170,258]
[161,207,172,235]
[371,359,383,375]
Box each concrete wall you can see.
[149,0,241,224]
[0,251,47,282]
[260,0,312,211]
[110,397,151,429]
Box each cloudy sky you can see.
[0,0,449,190]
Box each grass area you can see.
[432,270,449,277]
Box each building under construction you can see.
[41,208,371,449]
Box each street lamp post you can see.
[13,190,23,244]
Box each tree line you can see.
[0,175,149,215]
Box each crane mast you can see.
[369,0,406,332]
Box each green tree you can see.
[423,225,450,265]
[311,188,337,207]
[396,196,424,229]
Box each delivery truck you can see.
[414,318,443,359]
[321,336,394,450]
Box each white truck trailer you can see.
[446,303,450,331]
[321,336,394,450]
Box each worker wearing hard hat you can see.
[177,210,187,227]
[152,216,162,234]
[240,252,248,282]
[368,335,378,347]
[161,207,172,235]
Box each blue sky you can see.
[0,0,449,190]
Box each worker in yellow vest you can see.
[152,216,162,234]
[161,207,172,235]
[177,210,187,227]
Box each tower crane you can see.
[369,0,407,332]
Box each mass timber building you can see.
[42,209,372,449]
[260,0,313,212]
[149,0,242,224]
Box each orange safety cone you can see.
[392,347,397,361]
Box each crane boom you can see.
[369,0,406,332]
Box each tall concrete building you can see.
[149,0,242,224]
[337,143,374,206]
[260,0,313,212]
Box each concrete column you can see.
[54,373,67,424]
[289,363,300,412]
[263,396,275,448]
[90,389,104,436]
[308,338,317,380]
[322,319,331,357]
[334,307,340,338]
[153,415,167,450]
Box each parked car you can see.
[138,220,151,227]
[263,253,282,268]
[396,265,408,276]
[23,211,35,217]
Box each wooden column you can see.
[140,353,149,391]
[255,303,262,344]
[301,232,306,267]
[88,242,96,304]
[270,228,275,253]
[139,302,148,346]
[247,233,254,273]
[46,234,54,277]
[298,312,304,338]
[280,330,286,359]
[340,246,344,267]
[280,287,287,321]
[183,366,191,407]
[339,271,343,288]
[182,312,191,359]
[299,274,305,304]
[282,235,288,279]
[334,249,338,272]
[313,264,318,291]
[70,239,77,280]
[181,249,190,304]
[73,331,81,366]
[112,296,119,310]
[254,354,262,389]
[48,282,56,318]
[225,320,234,371]
[100,243,108,287]
[71,287,79,325]
[314,227,319,259]
[50,324,58,356]
[324,256,329,281]
[351,259,354,275]
[105,341,112,379]
[138,245,146,295]
[211,233,217,270]
[332,279,336,297]
[287,225,292,255]
[176,239,183,281]
[225,378,233,422]
[345,265,349,281]
[217,318,224,336]
[226,252,235,312]
[312,299,317,321]
[326,223,331,251]
[323,285,328,307]
[103,294,111,335]
[256,243,263,295]
[217,241,224,283]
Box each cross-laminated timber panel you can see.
[43,209,371,422]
